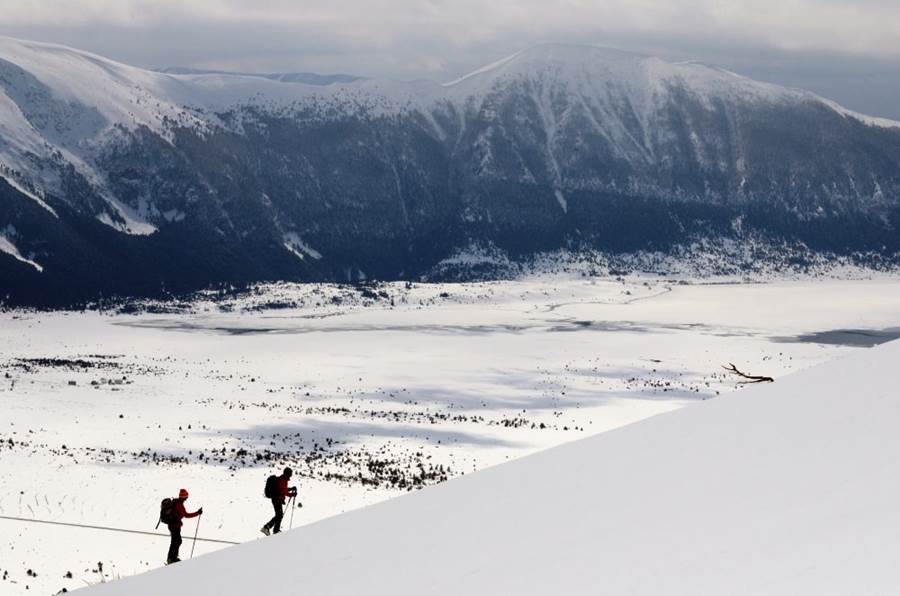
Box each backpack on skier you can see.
[264,474,279,498]
[157,497,177,528]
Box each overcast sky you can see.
[2,0,899,119]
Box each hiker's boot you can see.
[260,526,270,536]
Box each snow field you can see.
[90,336,900,596]
[0,277,898,594]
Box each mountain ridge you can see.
[155,66,362,86]
[0,36,898,306]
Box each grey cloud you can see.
[0,1,899,119]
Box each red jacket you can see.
[277,476,292,500]
[171,499,200,528]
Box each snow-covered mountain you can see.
[86,339,900,595]
[1,37,899,305]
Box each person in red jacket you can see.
[167,488,202,564]
[261,467,296,535]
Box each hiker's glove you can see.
[198,508,204,515]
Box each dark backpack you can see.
[264,475,279,499]
[157,498,177,527]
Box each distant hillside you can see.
[156,66,361,85]
[1,37,899,305]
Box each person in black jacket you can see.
[261,468,297,535]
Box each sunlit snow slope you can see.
[87,339,900,595]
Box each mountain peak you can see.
[445,43,648,87]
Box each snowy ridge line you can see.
[443,49,524,86]
[0,229,43,272]
[815,95,900,129]
[0,174,58,217]
[0,514,239,545]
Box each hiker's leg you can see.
[265,498,281,529]
[272,499,284,533]
[168,526,182,561]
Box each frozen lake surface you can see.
[1,276,899,595]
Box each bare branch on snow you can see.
[722,363,774,384]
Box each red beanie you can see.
[178,488,189,499]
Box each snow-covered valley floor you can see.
[1,276,899,595]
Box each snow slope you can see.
[447,44,796,103]
[0,226,41,271]
[88,337,900,595]
[443,43,900,129]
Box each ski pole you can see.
[190,513,201,558]
[289,495,296,530]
